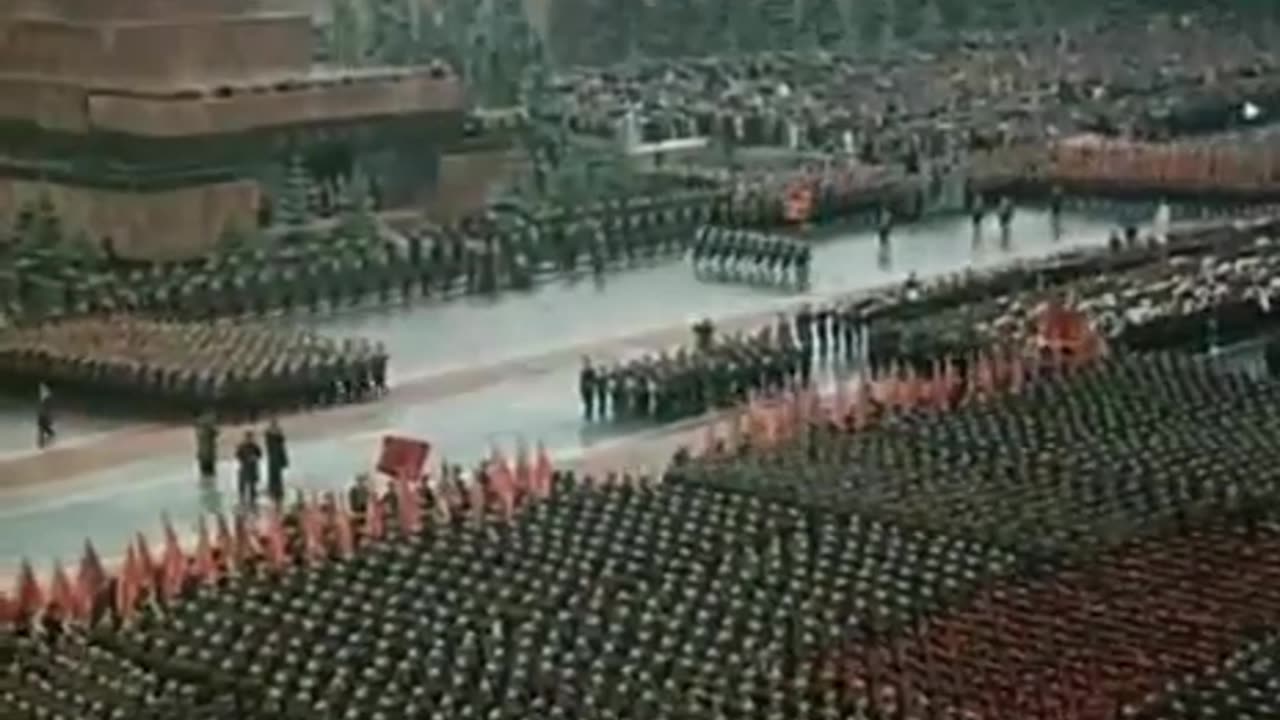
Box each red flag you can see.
[902,366,920,409]
[263,508,289,571]
[332,500,355,560]
[214,512,237,576]
[376,435,431,483]
[433,480,453,521]
[533,443,554,499]
[514,441,533,497]
[159,516,187,601]
[14,558,45,621]
[193,516,218,586]
[394,480,423,536]
[832,376,850,425]
[233,511,259,566]
[78,540,108,604]
[701,423,718,456]
[466,473,486,519]
[48,560,83,624]
[488,448,515,520]
[1009,351,1026,394]
[115,544,139,624]
[300,495,326,562]
[363,493,386,541]
[130,533,156,593]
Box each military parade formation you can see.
[14,2,1280,718]
[580,297,882,425]
[0,191,721,322]
[860,221,1280,369]
[690,226,812,290]
[0,318,387,418]
[8,347,1280,718]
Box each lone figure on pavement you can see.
[265,418,289,505]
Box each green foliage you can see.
[328,0,366,66]
[335,168,378,241]
[276,154,311,231]
[218,222,257,252]
[31,194,62,248]
[12,201,37,242]
[370,0,415,65]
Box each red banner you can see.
[376,435,431,483]
[783,182,814,223]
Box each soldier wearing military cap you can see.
[235,429,263,506]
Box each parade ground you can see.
[0,210,1116,577]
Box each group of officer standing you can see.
[196,413,291,507]
[690,226,812,290]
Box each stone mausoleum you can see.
[0,0,465,260]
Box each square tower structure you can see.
[0,0,465,259]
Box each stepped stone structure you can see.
[0,0,464,259]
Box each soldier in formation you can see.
[791,300,875,367]
[581,328,810,424]
[690,226,812,290]
[3,191,720,322]
[0,317,390,419]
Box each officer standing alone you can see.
[265,418,289,505]
[195,411,219,479]
[579,357,599,421]
[235,430,262,507]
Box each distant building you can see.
[0,0,464,260]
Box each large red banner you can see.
[376,435,431,483]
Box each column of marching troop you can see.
[690,226,812,290]
[579,301,880,425]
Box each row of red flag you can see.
[2,441,557,628]
[702,334,1105,455]
[1051,139,1280,190]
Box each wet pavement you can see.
[0,209,1116,576]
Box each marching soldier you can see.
[795,303,815,358]
[814,304,833,359]
[36,381,54,449]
